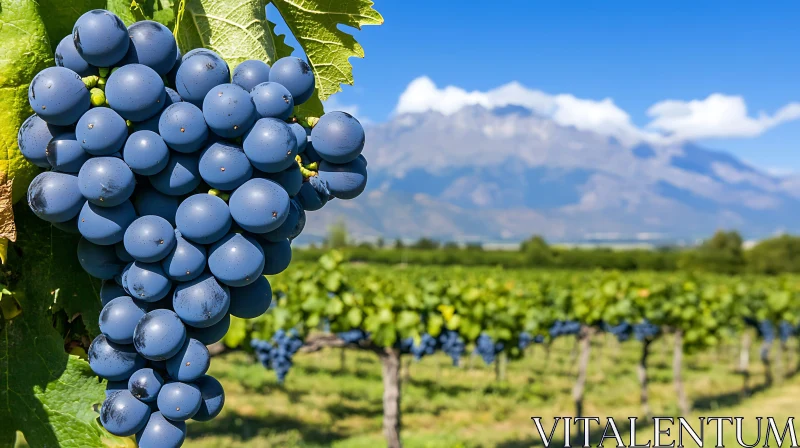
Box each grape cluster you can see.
[632,320,660,341]
[517,332,545,350]
[755,319,775,343]
[779,321,795,343]
[438,330,466,366]
[548,320,581,338]
[474,333,505,365]
[602,322,633,342]
[18,9,368,446]
[251,330,304,383]
[336,329,370,344]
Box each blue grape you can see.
[166,338,210,381]
[228,276,272,319]
[149,152,201,196]
[232,59,270,92]
[52,216,80,234]
[438,330,465,366]
[132,87,181,134]
[126,261,172,302]
[100,390,151,436]
[128,368,164,403]
[123,131,170,175]
[260,239,292,275]
[243,118,297,173]
[261,163,302,197]
[337,329,369,344]
[158,102,208,153]
[203,83,256,138]
[228,178,290,233]
[251,82,294,120]
[78,200,136,245]
[76,107,128,156]
[473,333,504,365]
[261,200,301,242]
[124,216,176,263]
[317,157,368,200]
[45,132,89,173]
[157,382,201,421]
[101,280,129,307]
[192,375,225,421]
[77,238,126,279]
[134,309,187,360]
[187,313,230,346]
[208,233,265,287]
[18,114,65,168]
[302,141,322,163]
[288,203,306,240]
[115,241,135,262]
[162,230,207,282]
[780,321,794,343]
[172,273,230,328]
[175,49,230,106]
[55,34,97,77]
[28,66,90,126]
[106,380,128,397]
[295,176,330,211]
[198,141,253,190]
[72,9,129,66]
[122,21,178,76]
[105,64,166,121]
[268,57,315,104]
[136,411,186,448]
[175,194,231,244]
[118,261,133,291]
[133,188,180,226]
[166,49,182,89]
[311,111,365,164]
[89,334,145,381]
[78,157,136,207]
[289,122,309,153]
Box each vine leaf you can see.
[270,0,383,101]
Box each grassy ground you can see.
[185,334,800,447]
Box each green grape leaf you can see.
[38,0,105,50]
[106,0,174,27]
[270,0,383,101]
[173,0,276,70]
[0,207,123,447]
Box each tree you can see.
[412,237,440,250]
[394,239,405,250]
[678,230,745,274]
[376,237,385,249]
[325,221,349,249]
[747,234,800,274]
[519,235,553,266]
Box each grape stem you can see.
[208,189,230,202]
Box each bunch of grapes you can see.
[779,321,795,344]
[756,320,775,343]
[250,330,304,383]
[336,329,370,344]
[632,320,660,341]
[548,320,581,339]
[438,330,466,366]
[409,333,438,361]
[18,9,368,447]
[602,321,633,342]
[517,332,545,350]
[474,333,505,365]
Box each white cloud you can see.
[323,96,369,123]
[394,76,800,146]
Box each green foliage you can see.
[325,220,349,249]
[747,234,800,275]
[679,230,745,275]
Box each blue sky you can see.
[270,1,800,172]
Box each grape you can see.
[232,59,270,92]
[106,380,128,397]
[311,111,365,163]
[118,261,133,291]
[302,141,322,163]
[175,49,230,106]
[115,241,134,262]
[162,230,207,282]
[101,280,129,306]
[76,107,128,156]
[438,330,465,366]
[192,375,225,421]
[198,141,253,190]
[124,216,176,263]
[52,216,81,234]
[260,239,292,275]
[106,64,166,121]
[337,329,369,344]
[187,313,230,346]
[261,163,302,197]
[317,157,368,200]
[157,381,201,421]
[77,238,126,279]
[473,334,504,365]
[122,21,178,76]
[28,66,91,126]
[166,49,182,89]
[78,157,136,207]
[242,118,297,173]
[268,57,315,104]
[203,83,257,138]
[295,176,330,211]
[252,330,304,383]
[208,233,265,287]
[123,131,170,175]
[133,309,187,360]
[72,10,129,66]
[136,411,186,448]
[228,276,272,319]
[132,87,181,134]
[175,194,231,244]
[261,200,301,242]
[18,114,65,168]
[78,200,136,245]
[228,178,290,233]
[288,203,306,240]
[158,102,208,153]
[128,367,164,403]
[289,122,309,153]
[133,188,180,226]
[126,261,172,302]
[166,338,210,381]
[89,334,145,381]
[46,132,89,173]
[149,152,201,196]
[55,34,97,77]
[100,390,151,436]
[251,82,294,120]
[172,273,230,328]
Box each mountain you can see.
[301,105,800,244]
